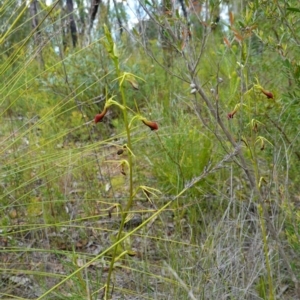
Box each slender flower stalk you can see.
[103,25,135,299]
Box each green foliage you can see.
[1,0,300,299]
[151,110,212,193]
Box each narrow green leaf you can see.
[287,7,300,13]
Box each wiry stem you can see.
[104,56,134,300]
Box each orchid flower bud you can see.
[94,107,108,123]
[142,119,158,131]
[227,103,243,119]
[261,89,274,99]
[227,111,237,119]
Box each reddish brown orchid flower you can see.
[261,89,274,99]
[227,110,237,119]
[94,107,108,123]
[142,119,158,131]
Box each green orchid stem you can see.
[258,204,275,300]
[104,51,134,299]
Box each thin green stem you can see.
[258,204,275,300]
[104,60,134,299]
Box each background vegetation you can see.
[1,0,300,299]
